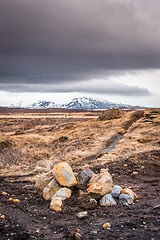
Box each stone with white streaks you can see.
[99,194,117,206]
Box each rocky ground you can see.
[0,150,160,240]
[0,108,160,239]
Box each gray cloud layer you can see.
[0,0,160,94]
[0,80,151,96]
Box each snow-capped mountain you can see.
[61,97,127,110]
[10,97,131,110]
[28,100,58,109]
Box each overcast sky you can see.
[0,0,160,107]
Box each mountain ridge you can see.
[9,97,133,110]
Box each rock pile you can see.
[35,162,138,212]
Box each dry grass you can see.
[98,108,123,121]
[0,109,159,180]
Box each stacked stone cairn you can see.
[35,162,138,212]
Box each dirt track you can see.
[0,150,160,240]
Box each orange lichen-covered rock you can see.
[121,188,138,200]
[103,222,111,230]
[13,199,20,203]
[50,197,63,212]
[35,171,54,195]
[43,177,61,200]
[52,162,77,187]
[87,169,113,199]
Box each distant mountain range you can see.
[61,97,130,110]
[10,97,133,110]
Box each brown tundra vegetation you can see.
[0,108,160,240]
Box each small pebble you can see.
[77,211,88,219]
[103,222,111,230]
[13,199,20,203]
[2,192,8,196]
[92,230,97,236]
[153,204,160,209]
[131,171,138,175]
[75,232,82,239]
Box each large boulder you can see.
[76,168,95,190]
[53,187,72,201]
[87,169,113,199]
[99,194,116,207]
[50,197,63,212]
[43,177,61,200]
[52,162,77,187]
[35,171,54,195]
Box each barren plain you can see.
[0,108,160,239]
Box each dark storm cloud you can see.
[0,0,160,93]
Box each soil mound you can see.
[98,108,123,121]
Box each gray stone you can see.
[76,168,95,189]
[53,187,72,201]
[111,185,122,198]
[119,194,134,205]
[99,194,117,206]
